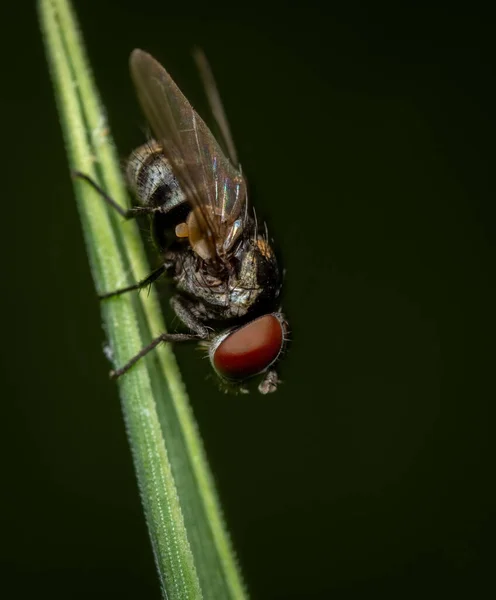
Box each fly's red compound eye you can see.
[210,314,284,381]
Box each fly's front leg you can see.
[110,331,198,379]
[109,296,210,379]
[72,171,160,220]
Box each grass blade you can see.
[38,0,247,598]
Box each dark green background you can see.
[1,1,495,598]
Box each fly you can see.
[75,49,288,393]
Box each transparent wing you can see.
[192,47,239,168]
[129,49,247,259]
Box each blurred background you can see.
[1,0,495,597]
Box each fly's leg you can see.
[99,264,167,299]
[72,171,160,219]
[109,296,210,379]
[72,171,168,300]
[74,172,170,298]
[72,173,204,379]
[170,296,211,338]
[110,331,198,378]
[258,369,280,394]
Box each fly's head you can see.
[202,312,289,394]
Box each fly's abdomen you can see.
[126,140,186,212]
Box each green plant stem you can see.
[38,0,247,598]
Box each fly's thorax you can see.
[167,228,282,321]
[199,234,282,319]
[232,234,281,313]
[126,140,186,211]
